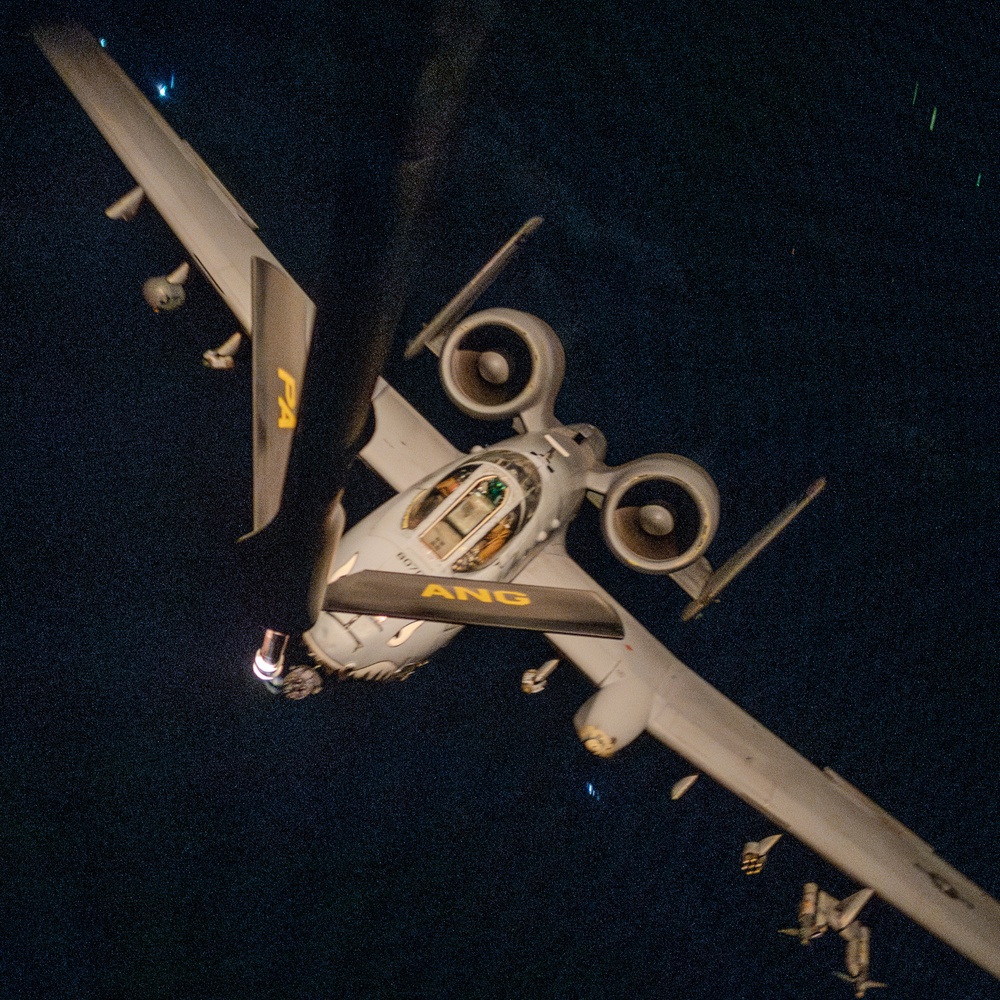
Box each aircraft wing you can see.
[33,23,299,335]
[35,24,323,532]
[515,542,1000,982]
[359,378,463,492]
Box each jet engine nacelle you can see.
[439,307,565,427]
[573,674,654,757]
[600,454,719,573]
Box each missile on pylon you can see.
[780,882,876,947]
[834,888,876,932]
[780,881,823,944]
[405,216,543,358]
[836,922,887,997]
[682,477,826,621]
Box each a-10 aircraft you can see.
[35,23,1000,994]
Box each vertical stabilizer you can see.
[249,257,316,532]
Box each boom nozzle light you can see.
[253,628,289,682]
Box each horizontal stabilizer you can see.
[682,477,826,620]
[323,569,624,638]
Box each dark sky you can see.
[3,2,999,997]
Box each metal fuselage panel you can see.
[305,426,603,676]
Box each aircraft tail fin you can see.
[248,257,316,534]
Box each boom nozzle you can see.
[253,628,288,683]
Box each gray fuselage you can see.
[305,424,605,679]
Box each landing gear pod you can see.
[600,454,719,573]
[573,674,654,757]
[439,308,565,427]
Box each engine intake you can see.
[601,454,719,573]
[439,308,564,424]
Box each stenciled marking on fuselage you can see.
[277,367,297,428]
[420,583,530,606]
[395,551,420,573]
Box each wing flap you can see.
[516,542,1000,981]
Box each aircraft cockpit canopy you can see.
[401,451,542,572]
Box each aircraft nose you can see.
[304,611,356,673]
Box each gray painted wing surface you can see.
[358,378,463,492]
[36,24,321,531]
[35,24,464,516]
[516,542,1000,981]
[34,23,301,334]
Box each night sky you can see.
[3,2,999,997]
